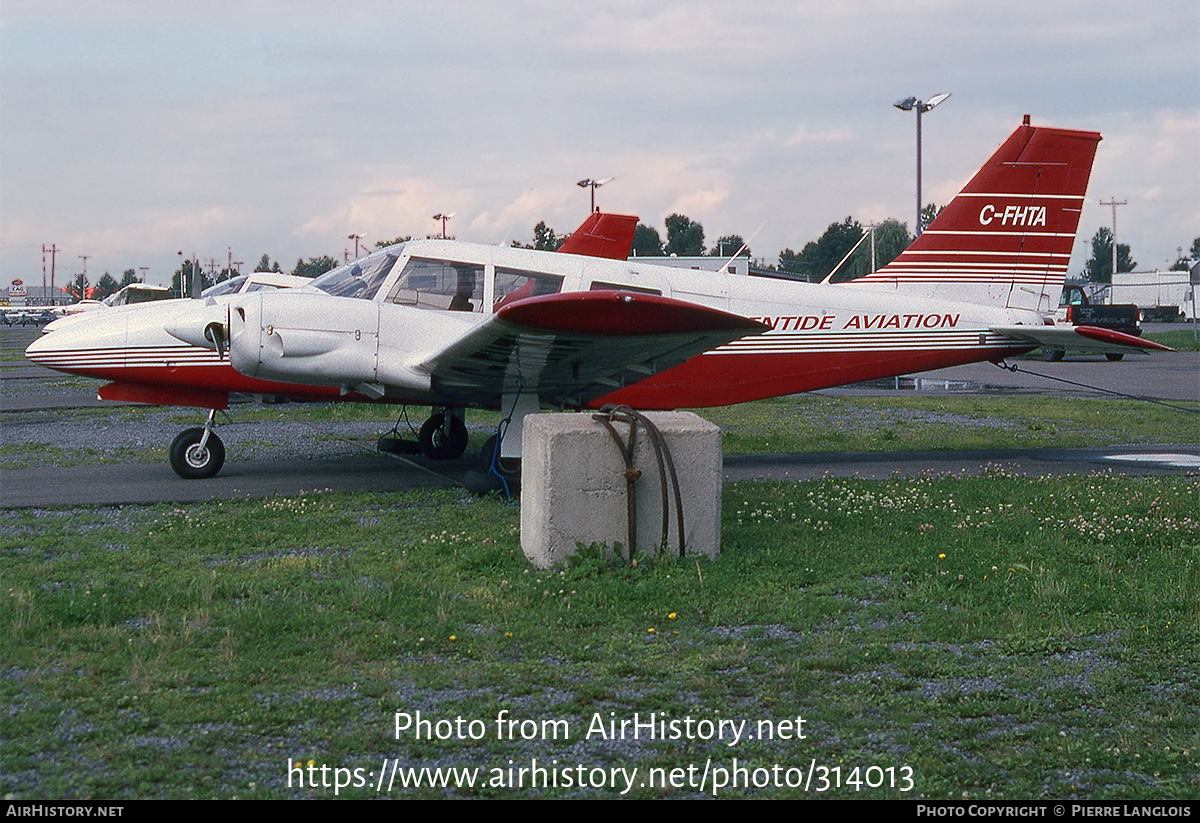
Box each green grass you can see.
[701,394,1195,454]
[4,355,1198,797]
[1144,328,1200,352]
[3,473,1197,799]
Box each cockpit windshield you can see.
[202,276,248,298]
[312,245,405,300]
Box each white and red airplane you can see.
[26,117,1172,481]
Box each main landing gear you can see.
[378,407,469,461]
[463,433,521,496]
[418,410,469,460]
[379,407,520,496]
[169,409,226,479]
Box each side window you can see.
[388,258,485,312]
[494,267,564,309]
[589,280,661,296]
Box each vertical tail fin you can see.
[851,120,1102,316]
[557,213,639,260]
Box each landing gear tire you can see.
[418,414,468,460]
[1042,348,1065,362]
[170,427,226,479]
[465,434,521,496]
[1105,352,1125,362]
[478,434,521,476]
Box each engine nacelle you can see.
[225,291,476,396]
[165,299,229,353]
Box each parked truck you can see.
[1044,284,1142,361]
[1109,270,1197,321]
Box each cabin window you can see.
[589,281,661,296]
[493,267,564,309]
[313,249,400,300]
[387,257,486,312]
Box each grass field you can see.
[3,467,1197,799]
[1144,328,1200,352]
[3,334,1198,799]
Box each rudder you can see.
[849,119,1102,317]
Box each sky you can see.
[2,0,1197,292]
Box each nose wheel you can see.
[169,410,226,479]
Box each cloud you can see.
[295,176,479,245]
[3,0,1196,281]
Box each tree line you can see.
[525,210,1197,285]
[520,212,920,282]
[1081,231,1199,283]
[66,219,1198,302]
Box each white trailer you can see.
[1109,270,1198,321]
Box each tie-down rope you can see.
[591,405,687,563]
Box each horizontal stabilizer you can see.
[990,324,1175,355]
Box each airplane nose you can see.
[24,331,55,363]
[24,313,126,375]
[25,327,84,371]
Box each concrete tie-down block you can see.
[521,411,721,569]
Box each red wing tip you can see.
[1073,325,1176,352]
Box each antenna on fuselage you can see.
[717,221,766,274]
[820,226,874,284]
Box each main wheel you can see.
[1105,352,1125,362]
[169,427,226,479]
[418,414,468,460]
[479,434,521,476]
[465,434,521,495]
[1042,348,1065,362]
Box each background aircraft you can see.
[26,119,1171,482]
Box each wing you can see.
[220,289,767,407]
[991,324,1175,355]
[424,290,768,407]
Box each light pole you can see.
[432,214,456,239]
[577,178,613,213]
[1099,198,1126,282]
[894,93,950,235]
[348,233,366,258]
[177,251,200,298]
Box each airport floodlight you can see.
[924,93,951,112]
[347,233,366,258]
[432,213,456,239]
[894,93,950,234]
[577,177,614,213]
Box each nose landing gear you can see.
[169,409,226,479]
